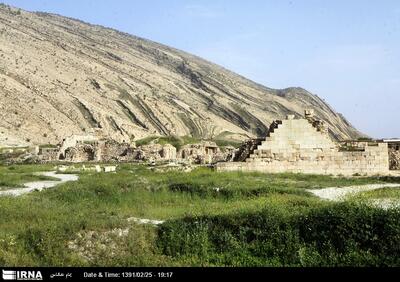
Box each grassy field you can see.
[356,187,400,200]
[0,164,57,189]
[0,164,399,266]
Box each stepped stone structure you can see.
[233,138,264,162]
[216,111,390,176]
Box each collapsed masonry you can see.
[216,110,390,176]
[3,110,397,174]
[389,148,400,170]
[387,140,400,170]
[34,135,234,164]
[37,135,131,163]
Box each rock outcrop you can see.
[0,4,364,147]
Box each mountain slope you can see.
[0,4,363,146]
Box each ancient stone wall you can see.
[389,146,400,170]
[178,141,220,164]
[96,140,130,162]
[38,147,59,162]
[126,143,177,162]
[59,135,98,159]
[161,144,177,160]
[216,116,389,176]
[64,144,96,162]
[133,143,163,161]
[31,135,240,164]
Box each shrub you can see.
[157,203,400,266]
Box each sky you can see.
[2,0,400,138]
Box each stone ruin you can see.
[386,140,400,170]
[126,143,176,163]
[178,141,235,164]
[3,110,398,174]
[233,139,264,162]
[126,141,234,164]
[33,135,127,163]
[27,135,234,165]
[216,110,391,176]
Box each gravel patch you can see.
[127,217,165,225]
[68,228,130,262]
[307,183,400,201]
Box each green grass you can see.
[134,135,242,150]
[355,187,400,200]
[0,164,57,188]
[213,139,242,148]
[134,135,201,151]
[158,202,400,266]
[0,164,399,266]
[213,131,246,148]
[134,136,158,146]
[39,144,57,149]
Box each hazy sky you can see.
[3,0,400,138]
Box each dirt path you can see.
[0,171,79,197]
[307,183,400,201]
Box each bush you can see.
[157,203,400,266]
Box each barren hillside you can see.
[0,4,363,146]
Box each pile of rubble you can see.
[305,109,328,133]
[389,147,400,170]
[3,134,237,165]
[233,138,264,162]
[178,141,235,164]
[128,141,235,164]
[127,143,176,162]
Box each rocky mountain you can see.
[0,4,363,146]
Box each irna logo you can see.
[2,270,43,281]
